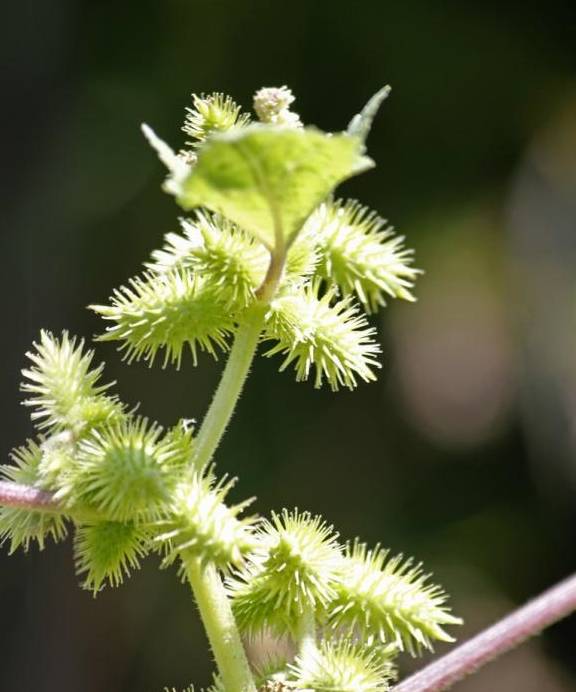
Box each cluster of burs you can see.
[0,86,459,691]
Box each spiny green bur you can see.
[1,87,458,692]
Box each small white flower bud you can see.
[253,86,302,128]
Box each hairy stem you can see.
[393,573,576,692]
[184,558,256,691]
[0,481,59,512]
[0,481,101,521]
[190,302,267,472]
[185,243,288,688]
[296,609,317,660]
[255,250,285,302]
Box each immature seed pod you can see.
[74,521,150,594]
[66,418,187,521]
[289,638,397,692]
[263,282,381,390]
[21,330,125,434]
[229,509,343,636]
[328,542,462,655]
[92,269,235,368]
[153,473,257,571]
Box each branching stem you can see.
[392,573,576,692]
[184,558,257,691]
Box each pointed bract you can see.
[142,123,193,197]
[347,86,391,144]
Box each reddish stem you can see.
[0,481,60,512]
[393,573,576,692]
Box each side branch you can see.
[393,573,576,692]
[0,481,60,513]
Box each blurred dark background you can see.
[2,1,576,690]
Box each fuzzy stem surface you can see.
[296,608,317,660]
[0,481,101,521]
[190,302,267,472]
[184,245,287,687]
[392,573,576,692]
[185,558,256,691]
[0,481,59,512]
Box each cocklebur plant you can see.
[0,86,461,692]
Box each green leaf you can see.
[176,125,363,251]
[347,86,391,143]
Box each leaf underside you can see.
[177,125,364,250]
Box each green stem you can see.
[190,302,267,472]
[296,609,317,660]
[184,558,257,692]
[184,248,286,688]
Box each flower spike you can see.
[253,86,302,128]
